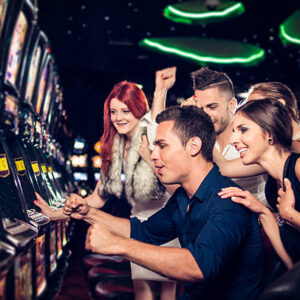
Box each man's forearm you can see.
[83,207,131,237]
[117,237,203,282]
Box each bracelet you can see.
[276,212,284,227]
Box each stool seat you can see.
[84,254,125,269]
[94,277,134,299]
[88,261,131,280]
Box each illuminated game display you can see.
[42,77,53,121]
[5,11,28,87]
[35,60,49,114]
[24,45,41,104]
[14,251,32,300]
[35,234,46,296]
[49,222,57,273]
[0,0,7,38]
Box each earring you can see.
[268,138,273,145]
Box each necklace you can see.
[124,143,130,151]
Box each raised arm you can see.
[151,66,176,121]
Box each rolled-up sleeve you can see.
[130,198,178,245]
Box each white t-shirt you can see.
[215,141,268,206]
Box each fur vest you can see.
[98,125,165,207]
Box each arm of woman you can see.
[277,178,300,231]
[34,193,69,220]
[219,187,294,269]
[213,146,265,177]
[85,178,106,209]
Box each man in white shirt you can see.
[182,67,267,205]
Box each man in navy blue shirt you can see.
[65,105,264,299]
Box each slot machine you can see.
[19,39,60,282]
[0,1,45,299]
[0,3,18,299]
[0,1,64,298]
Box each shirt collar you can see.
[193,164,219,202]
[175,164,220,217]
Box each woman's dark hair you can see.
[248,82,299,122]
[236,98,293,152]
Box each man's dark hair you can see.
[156,106,216,162]
[191,67,234,101]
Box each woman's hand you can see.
[34,192,56,219]
[218,187,266,214]
[138,135,151,164]
[277,178,296,222]
[180,96,197,107]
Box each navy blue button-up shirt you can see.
[130,165,264,299]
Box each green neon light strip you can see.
[142,39,265,65]
[279,24,300,45]
[165,2,244,19]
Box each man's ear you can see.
[229,97,237,114]
[187,137,202,156]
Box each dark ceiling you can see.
[37,0,300,147]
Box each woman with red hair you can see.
[36,67,179,300]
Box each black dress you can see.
[265,153,300,262]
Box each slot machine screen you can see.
[14,250,32,300]
[56,220,62,258]
[4,94,18,128]
[35,234,46,296]
[42,78,53,121]
[5,11,28,87]
[0,0,8,38]
[24,45,41,104]
[0,274,7,300]
[46,94,56,127]
[49,222,57,273]
[35,61,49,114]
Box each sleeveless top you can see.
[265,153,300,261]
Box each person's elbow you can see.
[180,264,204,282]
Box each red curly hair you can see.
[100,81,149,176]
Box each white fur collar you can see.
[99,125,165,207]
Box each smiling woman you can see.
[219,98,300,270]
